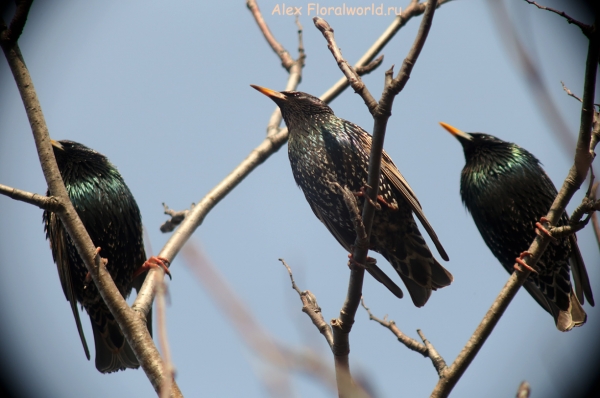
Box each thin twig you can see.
[361,298,448,377]
[523,0,592,37]
[561,81,583,103]
[430,9,600,398]
[0,183,63,211]
[182,243,338,394]
[246,0,295,71]
[516,381,531,398]
[279,259,334,348]
[160,203,195,233]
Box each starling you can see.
[252,86,453,306]
[440,122,595,331]
[43,139,169,372]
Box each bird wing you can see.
[46,212,91,360]
[352,129,449,261]
[307,199,405,298]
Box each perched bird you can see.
[251,86,453,307]
[440,122,594,331]
[44,139,170,372]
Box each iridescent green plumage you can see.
[43,140,151,372]
[442,123,594,331]
[253,86,453,306]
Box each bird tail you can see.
[384,234,453,307]
[88,302,141,373]
[522,279,586,332]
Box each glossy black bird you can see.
[44,139,169,372]
[251,86,453,306]
[440,122,594,331]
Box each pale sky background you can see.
[1,1,598,397]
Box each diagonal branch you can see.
[1,9,182,398]
[430,9,600,398]
[523,0,592,37]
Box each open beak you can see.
[439,122,473,142]
[50,139,64,150]
[250,85,287,101]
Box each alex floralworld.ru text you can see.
[271,3,402,16]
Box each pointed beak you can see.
[439,122,473,142]
[250,85,287,101]
[50,139,64,150]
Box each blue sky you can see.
[1,1,598,397]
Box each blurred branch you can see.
[490,0,576,153]
[516,381,531,398]
[157,282,175,398]
[523,0,592,37]
[0,0,32,47]
[313,1,439,395]
[431,9,600,398]
[1,8,181,398]
[361,298,448,377]
[182,242,338,394]
[0,183,63,211]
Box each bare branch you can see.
[516,381,531,398]
[431,9,600,398]
[279,259,334,349]
[182,243,338,394]
[246,0,295,71]
[523,0,592,37]
[561,81,583,103]
[157,282,175,398]
[1,12,182,397]
[0,0,33,49]
[0,183,63,211]
[160,202,194,233]
[355,55,384,75]
[361,298,448,377]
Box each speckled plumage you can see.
[253,86,453,307]
[43,140,151,372]
[443,124,595,331]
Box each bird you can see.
[43,139,170,372]
[440,122,595,331]
[251,85,453,307]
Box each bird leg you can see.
[133,256,172,280]
[514,251,538,273]
[535,216,558,243]
[353,185,398,211]
[84,247,103,289]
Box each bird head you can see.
[50,139,110,170]
[250,85,333,128]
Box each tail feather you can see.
[88,303,139,373]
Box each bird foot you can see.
[514,251,538,273]
[353,186,398,211]
[347,252,376,270]
[535,216,558,244]
[133,256,172,280]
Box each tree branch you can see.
[523,0,592,37]
[279,259,334,349]
[1,9,182,397]
[0,183,63,211]
[314,2,439,395]
[361,298,447,377]
[430,9,600,398]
